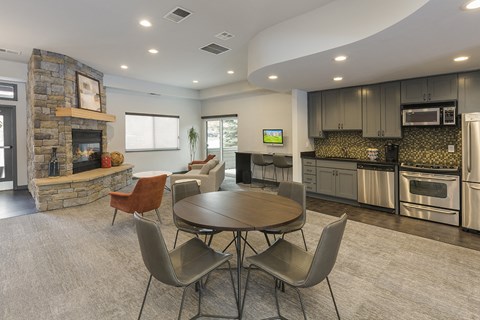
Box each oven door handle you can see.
[402,203,457,215]
[400,173,457,182]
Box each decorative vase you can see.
[101,152,112,168]
[110,151,124,166]
[48,147,60,177]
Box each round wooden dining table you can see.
[173,190,302,315]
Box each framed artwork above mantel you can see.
[76,72,101,112]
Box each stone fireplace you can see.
[26,49,132,211]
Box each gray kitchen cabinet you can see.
[302,158,317,192]
[458,70,480,114]
[316,160,357,200]
[362,82,401,138]
[307,91,324,138]
[401,74,458,103]
[322,87,362,130]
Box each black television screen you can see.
[263,129,283,145]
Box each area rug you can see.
[0,185,479,319]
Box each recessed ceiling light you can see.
[463,0,480,10]
[120,65,129,69]
[148,49,159,54]
[227,70,234,74]
[193,80,199,83]
[454,56,469,62]
[333,76,343,81]
[334,55,347,62]
[139,19,152,27]
[268,75,278,80]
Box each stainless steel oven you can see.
[399,163,460,226]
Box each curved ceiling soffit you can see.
[247,0,430,90]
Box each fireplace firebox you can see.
[72,129,102,173]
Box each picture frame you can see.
[76,72,101,112]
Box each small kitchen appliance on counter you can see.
[385,143,399,162]
[367,148,379,161]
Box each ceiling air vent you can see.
[0,48,22,55]
[215,31,235,41]
[200,43,230,55]
[164,7,192,23]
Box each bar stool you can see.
[251,153,273,187]
[273,154,293,182]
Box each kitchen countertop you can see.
[301,152,399,166]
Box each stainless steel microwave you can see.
[402,106,456,126]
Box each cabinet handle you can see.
[341,123,344,129]
[338,123,340,129]
[382,130,385,137]
[423,93,426,101]
[377,130,380,137]
[428,93,431,101]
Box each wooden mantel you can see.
[56,107,116,122]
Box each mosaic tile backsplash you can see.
[314,127,462,166]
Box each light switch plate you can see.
[448,145,455,153]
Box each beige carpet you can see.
[0,181,479,319]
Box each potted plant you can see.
[187,126,199,162]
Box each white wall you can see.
[106,87,201,173]
[0,60,28,188]
[201,88,293,181]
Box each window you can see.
[0,82,17,101]
[125,113,179,151]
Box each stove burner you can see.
[400,162,459,173]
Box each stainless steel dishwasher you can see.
[357,163,396,210]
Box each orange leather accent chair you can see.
[109,174,167,225]
[188,154,216,170]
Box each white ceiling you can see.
[0,0,479,93]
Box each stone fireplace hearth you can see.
[26,49,132,211]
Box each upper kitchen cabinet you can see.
[321,87,362,131]
[308,91,324,138]
[401,74,458,104]
[458,70,480,114]
[362,82,402,138]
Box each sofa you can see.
[170,159,225,193]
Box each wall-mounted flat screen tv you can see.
[263,129,283,145]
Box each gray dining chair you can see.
[171,180,219,248]
[134,212,237,320]
[242,214,347,320]
[273,154,293,182]
[262,181,308,251]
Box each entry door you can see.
[0,106,15,188]
[205,117,238,170]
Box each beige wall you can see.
[106,87,202,173]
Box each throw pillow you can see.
[199,159,216,174]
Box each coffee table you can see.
[133,170,173,191]
[173,191,302,315]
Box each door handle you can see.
[402,203,457,215]
[401,173,457,181]
[469,184,480,191]
[0,145,13,149]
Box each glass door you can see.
[0,106,15,190]
[206,117,238,173]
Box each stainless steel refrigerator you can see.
[462,113,480,231]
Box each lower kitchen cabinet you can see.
[302,158,317,192]
[314,160,358,200]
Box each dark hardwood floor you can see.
[0,189,37,220]
[307,196,480,252]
